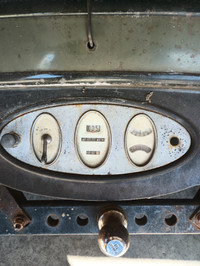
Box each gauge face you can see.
[32,113,61,164]
[75,110,111,168]
[125,114,156,166]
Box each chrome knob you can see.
[97,207,130,257]
[1,132,20,148]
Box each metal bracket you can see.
[0,195,200,235]
[0,186,31,231]
[189,206,200,230]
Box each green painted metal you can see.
[0,14,200,73]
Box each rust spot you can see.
[175,45,182,49]
[146,91,154,103]
[126,37,130,40]
[147,26,154,31]
[165,226,171,232]
[128,29,134,33]
[118,61,124,70]
[175,205,184,212]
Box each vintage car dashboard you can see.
[0,0,200,257]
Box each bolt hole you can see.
[14,223,22,230]
[87,41,96,51]
[165,214,177,226]
[76,214,89,226]
[170,136,179,147]
[135,214,148,226]
[47,214,60,227]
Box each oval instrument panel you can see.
[0,102,191,176]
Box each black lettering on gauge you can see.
[86,125,101,133]
[130,128,152,137]
[129,145,152,153]
[81,138,105,142]
[86,151,100,155]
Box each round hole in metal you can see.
[165,214,177,226]
[135,214,148,226]
[76,214,89,226]
[47,214,60,227]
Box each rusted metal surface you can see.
[0,186,31,231]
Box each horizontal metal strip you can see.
[1,0,200,16]
[0,202,199,235]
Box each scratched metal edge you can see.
[1,73,200,93]
[2,12,200,19]
[1,0,200,16]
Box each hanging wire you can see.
[87,0,95,49]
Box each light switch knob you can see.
[1,133,20,148]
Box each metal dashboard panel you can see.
[0,15,200,73]
[0,77,199,201]
[0,102,191,175]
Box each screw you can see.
[13,216,26,231]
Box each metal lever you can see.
[41,134,52,164]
